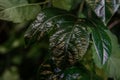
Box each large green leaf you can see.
[50,21,89,61]
[0,0,40,23]
[104,31,120,79]
[25,8,90,80]
[91,27,111,64]
[25,7,89,64]
[49,20,89,72]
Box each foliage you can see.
[0,0,41,23]
[0,0,120,80]
[104,30,120,79]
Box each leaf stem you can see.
[108,20,120,29]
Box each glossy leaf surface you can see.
[49,21,89,74]
[91,27,111,64]
[50,21,89,61]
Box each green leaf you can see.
[107,57,120,79]
[104,31,120,79]
[0,0,41,23]
[52,0,74,11]
[24,8,69,45]
[92,44,103,68]
[25,8,89,74]
[50,21,89,61]
[91,27,111,64]
[49,21,89,71]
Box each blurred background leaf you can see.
[52,0,73,11]
[0,0,48,80]
[104,30,120,80]
[0,0,41,23]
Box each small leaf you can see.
[62,66,90,80]
[52,0,74,11]
[0,0,40,23]
[91,27,111,64]
[61,66,103,80]
[52,0,82,11]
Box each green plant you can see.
[0,0,120,80]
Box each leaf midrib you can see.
[90,20,105,63]
[0,1,48,12]
[64,23,76,52]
